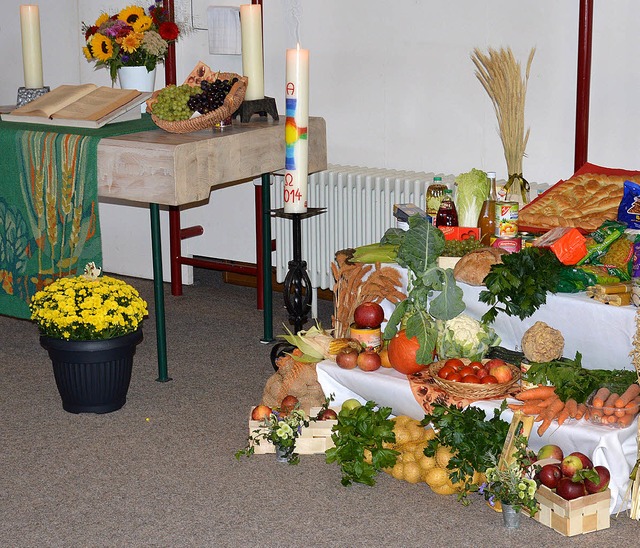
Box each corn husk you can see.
[279,322,334,362]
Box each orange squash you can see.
[387,330,424,375]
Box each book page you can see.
[52,87,141,121]
[10,84,97,118]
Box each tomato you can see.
[445,358,464,371]
[481,375,499,384]
[476,369,489,380]
[469,361,483,370]
[447,372,462,382]
[438,365,455,379]
[458,366,475,378]
[461,374,480,384]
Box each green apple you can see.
[340,398,362,412]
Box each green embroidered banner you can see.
[0,115,156,319]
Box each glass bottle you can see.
[435,188,458,227]
[426,176,448,225]
[477,171,497,245]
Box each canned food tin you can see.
[495,201,519,238]
[519,232,536,247]
[491,236,522,253]
[349,324,382,351]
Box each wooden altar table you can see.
[97,117,327,380]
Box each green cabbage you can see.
[436,313,501,361]
[454,168,489,227]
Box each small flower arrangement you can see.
[30,263,148,341]
[82,2,180,83]
[475,435,539,515]
[236,406,310,465]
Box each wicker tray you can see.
[148,73,248,134]
[429,358,521,399]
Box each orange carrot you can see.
[605,415,618,424]
[614,383,640,408]
[557,406,571,426]
[508,404,524,411]
[626,399,640,414]
[575,403,587,420]
[564,398,578,418]
[592,387,611,408]
[537,418,553,436]
[545,397,566,419]
[537,396,560,408]
[617,412,636,427]
[516,386,556,401]
[521,402,545,415]
[603,393,620,415]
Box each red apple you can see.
[569,451,593,470]
[336,348,359,369]
[353,302,385,329]
[556,477,586,500]
[561,455,584,478]
[251,404,273,421]
[280,395,299,414]
[537,444,564,462]
[476,368,489,380]
[584,465,610,493]
[357,349,382,371]
[485,358,507,371]
[538,464,563,489]
[490,365,513,383]
[317,408,338,420]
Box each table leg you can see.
[261,173,274,343]
[150,203,171,382]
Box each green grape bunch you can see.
[151,84,202,121]
[442,236,485,257]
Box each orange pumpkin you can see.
[387,330,424,375]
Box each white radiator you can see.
[271,164,456,317]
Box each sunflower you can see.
[117,31,143,54]
[82,46,93,60]
[94,13,110,27]
[132,14,153,33]
[90,33,114,62]
[118,6,145,28]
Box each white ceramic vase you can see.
[117,66,157,92]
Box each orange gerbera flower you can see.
[117,31,143,53]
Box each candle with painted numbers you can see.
[20,4,44,89]
[240,4,264,100]
[284,45,309,214]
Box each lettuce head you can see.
[455,168,489,227]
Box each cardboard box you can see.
[438,227,480,241]
[248,407,336,455]
[532,485,610,536]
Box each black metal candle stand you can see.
[234,96,279,123]
[272,207,326,334]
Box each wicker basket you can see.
[148,73,248,134]
[429,358,521,399]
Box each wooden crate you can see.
[532,485,610,536]
[248,407,336,455]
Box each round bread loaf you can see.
[453,247,507,286]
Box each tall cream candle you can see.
[20,5,44,89]
[240,4,264,101]
[284,45,309,214]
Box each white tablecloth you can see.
[316,360,638,513]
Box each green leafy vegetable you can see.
[325,401,399,486]
[524,352,638,403]
[479,247,564,324]
[421,401,510,504]
[383,216,466,362]
[455,168,489,227]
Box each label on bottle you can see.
[495,201,519,238]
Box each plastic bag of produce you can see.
[556,264,622,293]
[617,180,640,229]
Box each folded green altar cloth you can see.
[0,115,156,319]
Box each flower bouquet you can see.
[236,405,310,465]
[82,2,180,83]
[29,263,148,341]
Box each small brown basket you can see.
[429,358,521,400]
[148,73,248,134]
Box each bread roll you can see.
[453,247,507,286]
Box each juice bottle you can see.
[477,171,497,244]
[435,189,458,227]
[426,177,448,225]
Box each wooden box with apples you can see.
[532,485,610,536]
[248,407,337,455]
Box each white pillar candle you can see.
[20,5,44,89]
[240,4,264,101]
[284,45,309,213]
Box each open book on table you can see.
[0,84,152,129]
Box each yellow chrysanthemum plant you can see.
[30,263,148,341]
[82,2,181,83]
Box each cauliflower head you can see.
[436,313,501,361]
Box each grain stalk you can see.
[471,47,535,204]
